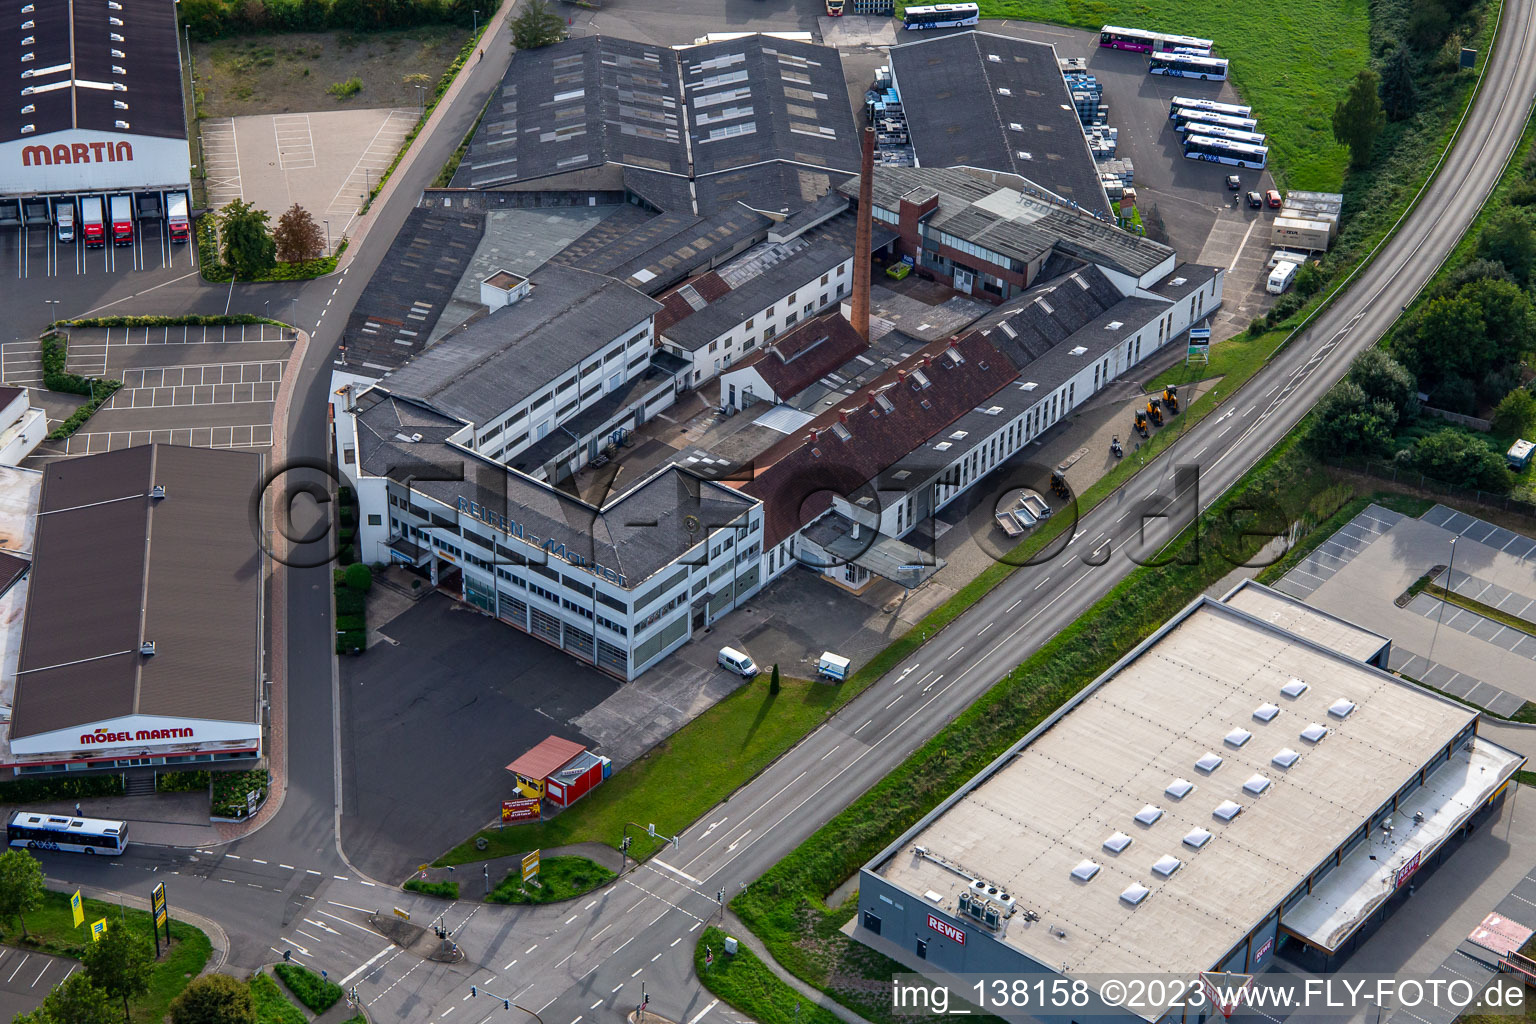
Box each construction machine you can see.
[1147,399,1163,427]
[1133,410,1149,438]
[1162,383,1179,414]
[1050,472,1070,499]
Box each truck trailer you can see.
[109,194,134,247]
[80,196,105,248]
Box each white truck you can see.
[1266,261,1298,295]
[55,201,74,244]
[109,194,133,247]
[166,192,190,244]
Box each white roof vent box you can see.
[1253,703,1279,722]
[1071,860,1100,882]
[1103,831,1132,854]
[1281,678,1309,698]
[1329,699,1357,719]
[1165,778,1194,800]
[1120,882,1150,906]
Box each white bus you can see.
[1149,51,1229,81]
[1175,123,1266,145]
[7,812,129,855]
[1168,95,1253,118]
[1183,134,1268,169]
[1171,108,1260,132]
[900,3,980,29]
[1099,25,1213,54]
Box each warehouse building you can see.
[0,0,190,228]
[887,32,1113,221]
[854,590,1522,1022]
[0,445,264,775]
[450,34,859,217]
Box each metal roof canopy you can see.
[506,735,587,781]
[807,513,943,585]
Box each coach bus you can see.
[7,812,129,855]
[1171,108,1260,132]
[901,3,980,29]
[1168,96,1252,119]
[1183,134,1268,169]
[1149,51,1229,80]
[1175,122,1266,145]
[1099,25,1213,54]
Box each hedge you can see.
[404,878,459,898]
[336,629,365,655]
[39,333,122,439]
[0,775,123,803]
[336,590,365,616]
[59,314,284,328]
[250,972,306,1024]
[179,0,491,40]
[273,963,343,1013]
[155,770,211,793]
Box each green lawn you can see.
[251,971,307,1024]
[0,888,211,1024]
[965,0,1367,190]
[694,929,849,1024]
[438,675,844,865]
[486,855,616,904]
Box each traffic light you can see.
[471,986,478,998]
[504,1000,511,1010]
[621,835,631,852]
[717,888,725,904]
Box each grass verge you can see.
[486,856,616,905]
[1423,583,1536,636]
[438,676,843,866]
[405,878,460,899]
[694,928,847,1024]
[0,889,211,1024]
[251,971,307,1024]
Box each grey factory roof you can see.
[969,264,1126,371]
[4,0,186,145]
[889,31,1111,220]
[340,207,487,378]
[680,36,859,179]
[383,264,661,425]
[11,445,261,738]
[451,36,688,190]
[870,596,1493,984]
[451,34,858,217]
[840,166,1176,279]
[554,204,773,296]
[354,390,756,586]
[660,209,894,350]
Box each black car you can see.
[1226,175,1241,190]
[1246,191,1263,208]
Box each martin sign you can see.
[927,915,966,945]
[81,726,194,745]
[22,140,133,166]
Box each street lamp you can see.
[44,298,60,325]
[473,7,479,37]
[1429,536,1457,664]
[323,220,331,255]
[415,83,426,120]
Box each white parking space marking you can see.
[327,108,418,227]
[202,118,245,208]
[52,424,274,455]
[273,114,318,171]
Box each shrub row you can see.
[39,334,122,439]
[404,878,460,898]
[155,770,211,793]
[0,774,123,803]
[61,314,282,328]
[274,962,344,1013]
[180,0,482,39]
[210,768,269,818]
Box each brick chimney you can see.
[851,126,875,343]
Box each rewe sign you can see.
[927,914,966,945]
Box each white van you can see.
[717,647,758,677]
[55,201,74,243]
[1267,261,1298,295]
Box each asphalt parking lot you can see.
[201,107,418,244]
[339,592,619,880]
[0,948,77,1022]
[2,322,292,455]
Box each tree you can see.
[0,848,45,939]
[1305,381,1397,457]
[13,974,118,1024]
[511,0,564,50]
[1413,428,1513,491]
[218,199,276,279]
[1408,0,1451,50]
[82,925,154,1024]
[169,972,257,1024]
[769,663,780,695]
[1476,209,1536,285]
[1393,293,1488,387]
[1333,69,1386,169]
[343,563,373,592]
[1380,46,1418,120]
[1347,348,1417,424]
[1493,387,1536,438]
[1294,262,1323,298]
[1459,277,1534,363]
[272,203,324,263]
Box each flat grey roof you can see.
[841,166,1175,279]
[355,391,756,586]
[11,445,262,738]
[3,0,186,145]
[889,31,1111,220]
[383,264,661,424]
[874,597,1477,981]
[1221,580,1391,665]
